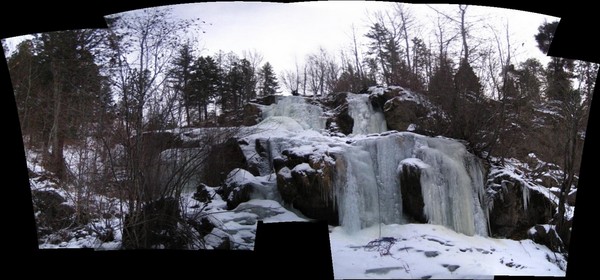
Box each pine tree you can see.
[190,55,221,122]
[258,62,279,96]
[27,30,108,179]
[170,43,195,125]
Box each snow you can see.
[368,86,385,96]
[399,158,430,169]
[277,166,292,179]
[407,123,417,131]
[330,223,566,279]
[292,162,315,174]
[225,169,281,201]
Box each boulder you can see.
[487,173,556,239]
[275,154,339,225]
[32,190,77,232]
[242,103,263,126]
[368,86,401,109]
[221,168,261,210]
[218,168,279,210]
[193,183,213,204]
[203,137,255,187]
[383,97,429,132]
[324,92,354,135]
[528,224,565,253]
[205,228,233,250]
[366,86,442,135]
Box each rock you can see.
[193,183,213,204]
[203,137,254,187]
[383,96,441,135]
[487,173,556,239]
[139,131,184,154]
[398,161,427,223]
[32,190,76,231]
[366,86,442,135]
[252,94,279,106]
[324,92,354,135]
[221,169,259,210]
[365,267,404,275]
[442,264,460,272]
[275,154,339,225]
[528,224,565,253]
[242,103,263,126]
[234,202,285,220]
[368,86,401,109]
[424,251,440,258]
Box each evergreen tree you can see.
[513,59,543,103]
[190,55,221,122]
[365,23,392,85]
[452,60,484,142]
[239,58,257,104]
[170,43,195,125]
[535,21,574,102]
[17,30,109,179]
[258,62,279,96]
[428,58,454,109]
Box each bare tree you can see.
[105,7,206,248]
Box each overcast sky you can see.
[4,2,559,77]
[158,1,559,74]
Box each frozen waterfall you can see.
[332,133,488,236]
[261,96,326,131]
[346,93,387,135]
[251,95,488,237]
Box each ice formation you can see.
[261,95,326,131]
[249,95,488,236]
[346,93,387,135]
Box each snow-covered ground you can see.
[330,224,566,279]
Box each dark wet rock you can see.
[193,183,213,203]
[442,264,460,272]
[275,155,339,225]
[487,171,556,240]
[424,251,440,258]
[365,267,405,275]
[528,224,565,253]
[204,137,254,187]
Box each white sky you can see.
[3,2,559,77]
[163,1,559,74]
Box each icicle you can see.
[522,182,530,211]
